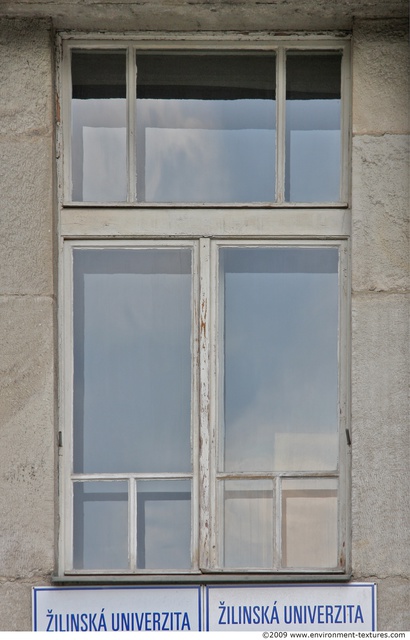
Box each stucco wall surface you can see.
[0,0,408,31]
[0,18,56,631]
[351,19,409,631]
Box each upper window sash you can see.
[61,40,350,206]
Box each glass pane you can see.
[73,248,192,474]
[285,53,342,202]
[222,480,274,568]
[282,478,338,568]
[221,247,339,472]
[136,54,276,203]
[73,481,128,569]
[71,51,127,202]
[137,480,191,570]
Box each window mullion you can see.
[199,238,211,571]
[275,475,281,570]
[276,46,286,204]
[127,46,136,202]
[340,46,351,204]
[129,477,137,570]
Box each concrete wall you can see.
[0,18,56,630]
[351,19,409,630]
[0,13,408,632]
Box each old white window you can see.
[58,38,351,579]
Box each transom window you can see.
[66,45,347,205]
[59,38,351,578]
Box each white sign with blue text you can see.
[206,584,377,631]
[33,583,376,632]
[32,585,201,632]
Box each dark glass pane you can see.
[136,54,276,203]
[73,248,192,474]
[285,53,342,202]
[71,51,127,201]
[221,247,339,472]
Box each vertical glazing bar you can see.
[63,42,73,203]
[274,475,281,570]
[215,244,225,567]
[340,45,351,204]
[276,47,286,204]
[129,477,137,570]
[191,242,200,571]
[339,240,350,571]
[64,242,75,572]
[199,238,211,570]
[127,46,136,202]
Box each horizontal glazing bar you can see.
[216,472,339,479]
[72,473,193,480]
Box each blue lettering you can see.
[182,612,191,630]
[355,605,364,624]
[80,613,88,631]
[326,605,334,624]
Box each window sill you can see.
[52,572,352,586]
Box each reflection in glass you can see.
[71,51,127,201]
[73,481,128,569]
[136,54,276,203]
[222,480,274,568]
[137,480,191,570]
[221,247,339,472]
[73,248,192,474]
[285,53,342,202]
[282,478,338,568]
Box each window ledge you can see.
[52,572,352,586]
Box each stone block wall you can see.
[0,18,56,630]
[351,18,409,630]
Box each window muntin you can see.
[66,45,346,205]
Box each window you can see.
[59,38,351,578]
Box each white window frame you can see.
[58,36,351,207]
[57,33,352,582]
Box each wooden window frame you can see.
[56,34,352,582]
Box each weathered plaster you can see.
[352,19,409,135]
[0,296,55,578]
[351,135,409,292]
[0,137,55,296]
[0,0,408,32]
[0,19,55,296]
[0,19,53,137]
[351,292,409,601]
[350,21,409,628]
[0,17,57,631]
